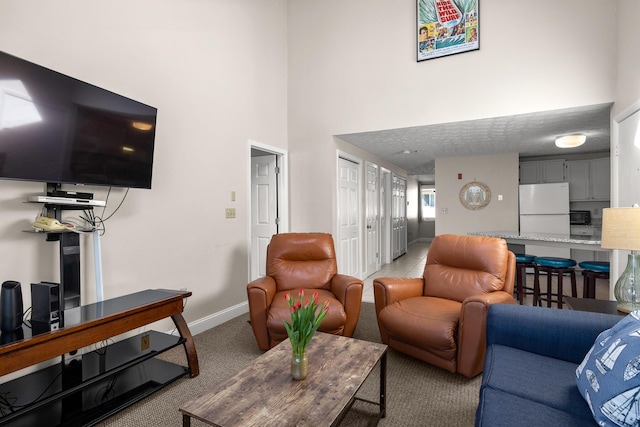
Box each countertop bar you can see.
[468,231,607,251]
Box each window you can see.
[420,186,436,220]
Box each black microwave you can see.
[570,210,591,225]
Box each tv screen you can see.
[0,50,156,189]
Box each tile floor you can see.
[362,241,429,303]
[362,241,610,305]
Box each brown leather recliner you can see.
[247,232,364,351]
[373,234,515,378]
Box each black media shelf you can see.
[0,331,188,426]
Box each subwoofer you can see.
[1,281,23,332]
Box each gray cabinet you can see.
[590,157,611,200]
[519,160,565,184]
[565,158,610,201]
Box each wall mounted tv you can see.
[0,50,157,189]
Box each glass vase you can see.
[615,252,640,313]
[291,351,308,380]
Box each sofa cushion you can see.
[483,344,593,421]
[378,296,461,359]
[475,387,596,427]
[576,311,640,426]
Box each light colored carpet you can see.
[97,303,481,426]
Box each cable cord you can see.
[77,187,129,236]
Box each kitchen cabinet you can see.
[565,158,610,201]
[519,160,565,184]
[590,157,610,200]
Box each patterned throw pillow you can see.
[576,311,640,426]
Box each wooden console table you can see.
[0,289,199,426]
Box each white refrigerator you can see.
[519,182,570,258]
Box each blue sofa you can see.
[475,304,622,426]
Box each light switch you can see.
[498,195,503,201]
[231,191,236,201]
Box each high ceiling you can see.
[337,103,612,183]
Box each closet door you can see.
[392,175,407,259]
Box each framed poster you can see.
[417,0,479,62]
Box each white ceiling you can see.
[337,103,612,183]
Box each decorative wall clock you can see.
[459,181,490,210]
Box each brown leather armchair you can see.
[247,233,364,351]
[373,234,515,378]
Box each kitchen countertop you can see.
[468,231,606,251]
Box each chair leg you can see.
[570,270,577,298]
[557,271,564,309]
[546,269,553,308]
[533,267,541,307]
[517,264,525,305]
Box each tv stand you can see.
[25,195,102,319]
[0,289,198,426]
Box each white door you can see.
[392,175,407,259]
[337,157,360,278]
[251,154,278,280]
[398,177,407,256]
[380,169,391,265]
[365,163,379,277]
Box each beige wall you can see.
[0,0,629,340]
[614,0,640,116]
[435,153,520,235]
[0,0,288,330]
[288,0,615,236]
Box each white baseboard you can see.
[169,301,249,336]
[411,237,433,244]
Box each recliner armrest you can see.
[486,304,622,364]
[457,292,515,377]
[247,276,277,350]
[330,274,363,304]
[330,274,363,337]
[373,277,423,315]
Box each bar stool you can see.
[533,257,577,309]
[578,261,610,299]
[515,254,536,305]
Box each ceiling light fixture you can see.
[555,134,586,148]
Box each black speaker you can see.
[31,282,60,332]
[1,281,23,332]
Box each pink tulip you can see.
[282,291,332,355]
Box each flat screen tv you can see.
[0,50,157,189]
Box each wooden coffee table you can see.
[179,332,388,426]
